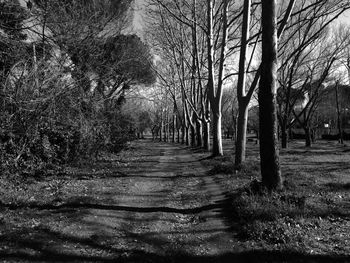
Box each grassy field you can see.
[203,139,350,258]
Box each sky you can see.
[339,9,350,24]
[132,1,350,34]
[16,0,350,38]
[132,0,146,36]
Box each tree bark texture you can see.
[190,124,196,147]
[335,83,344,144]
[259,0,282,190]
[203,121,210,151]
[159,117,163,142]
[185,126,190,146]
[304,127,312,147]
[212,112,223,156]
[181,125,185,144]
[235,106,248,169]
[196,120,203,147]
[172,114,176,143]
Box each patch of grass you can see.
[224,176,349,254]
[231,181,307,220]
[237,217,305,245]
[201,155,232,166]
[236,160,261,178]
[226,184,308,247]
[205,154,261,179]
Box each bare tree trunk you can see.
[163,122,167,142]
[207,0,217,154]
[159,120,163,142]
[172,114,176,143]
[185,126,190,146]
[190,123,196,147]
[196,120,203,147]
[259,0,282,190]
[212,111,223,155]
[152,127,155,141]
[235,107,248,170]
[335,82,344,144]
[181,125,186,144]
[206,0,227,156]
[235,106,248,170]
[203,99,211,151]
[234,0,250,169]
[167,118,170,142]
[203,120,210,151]
[304,127,312,147]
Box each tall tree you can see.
[234,0,295,169]
[234,0,251,169]
[207,0,230,156]
[259,0,282,190]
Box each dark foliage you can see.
[0,0,155,177]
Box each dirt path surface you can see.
[0,140,245,262]
[77,141,235,258]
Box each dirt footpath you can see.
[75,141,236,258]
[0,140,243,262]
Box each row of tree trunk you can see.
[150,0,349,191]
